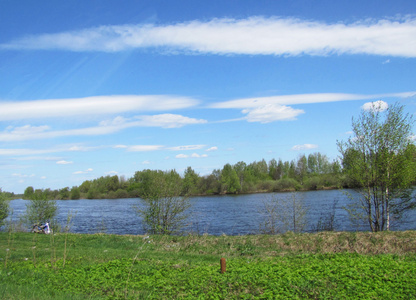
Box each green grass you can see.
[1,231,416,299]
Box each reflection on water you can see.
[7,190,416,235]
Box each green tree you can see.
[59,187,70,200]
[24,186,34,199]
[0,189,9,229]
[70,186,81,200]
[221,164,241,194]
[23,190,58,227]
[233,161,247,190]
[295,155,308,183]
[135,170,191,235]
[338,102,416,231]
[182,167,200,195]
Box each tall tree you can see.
[182,166,200,195]
[338,102,416,231]
[135,170,191,235]
[296,155,308,183]
[221,164,241,194]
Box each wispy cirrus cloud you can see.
[211,92,416,109]
[211,92,416,124]
[168,145,205,151]
[113,145,211,158]
[2,16,416,57]
[56,160,73,165]
[73,168,93,175]
[0,95,198,121]
[125,145,164,152]
[175,153,208,159]
[0,114,207,142]
[292,144,318,151]
[0,145,100,157]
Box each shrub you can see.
[0,189,9,229]
[23,190,58,228]
[273,178,301,191]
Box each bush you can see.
[115,189,129,199]
[303,176,324,190]
[256,180,275,192]
[0,189,9,229]
[23,190,58,228]
[273,178,301,191]
[135,170,191,235]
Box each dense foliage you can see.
[338,103,416,231]
[22,188,58,227]
[22,152,345,200]
[0,189,9,228]
[134,170,191,234]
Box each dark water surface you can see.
[7,190,416,235]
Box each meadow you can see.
[1,231,416,299]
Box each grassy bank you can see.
[1,231,416,299]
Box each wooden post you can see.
[220,257,226,273]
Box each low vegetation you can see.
[1,231,416,299]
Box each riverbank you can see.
[1,231,416,299]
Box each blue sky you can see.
[1,0,416,193]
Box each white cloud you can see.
[176,153,208,159]
[191,153,208,158]
[210,92,416,124]
[361,100,389,112]
[210,92,416,109]
[3,16,416,57]
[0,113,207,142]
[142,160,151,165]
[135,114,207,128]
[73,168,93,174]
[168,145,205,151]
[291,144,318,151]
[206,146,218,152]
[242,104,304,123]
[0,144,104,158]
[126,145,164,152]
[56,160,73,165]
[0,95,198,121]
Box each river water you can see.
[6,190,416,235]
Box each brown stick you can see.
[220,257,226,273]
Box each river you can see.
[6,189,416,235]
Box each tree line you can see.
[23,152,345,201]
[5,102,416,234]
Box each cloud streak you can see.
[0,95,198,121]
[292,144,318,151]
[211,92,416,123]
[2,16,416,57]
[0,114,207,142]
[210,92,416,109]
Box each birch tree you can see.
[338,102,416,231]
